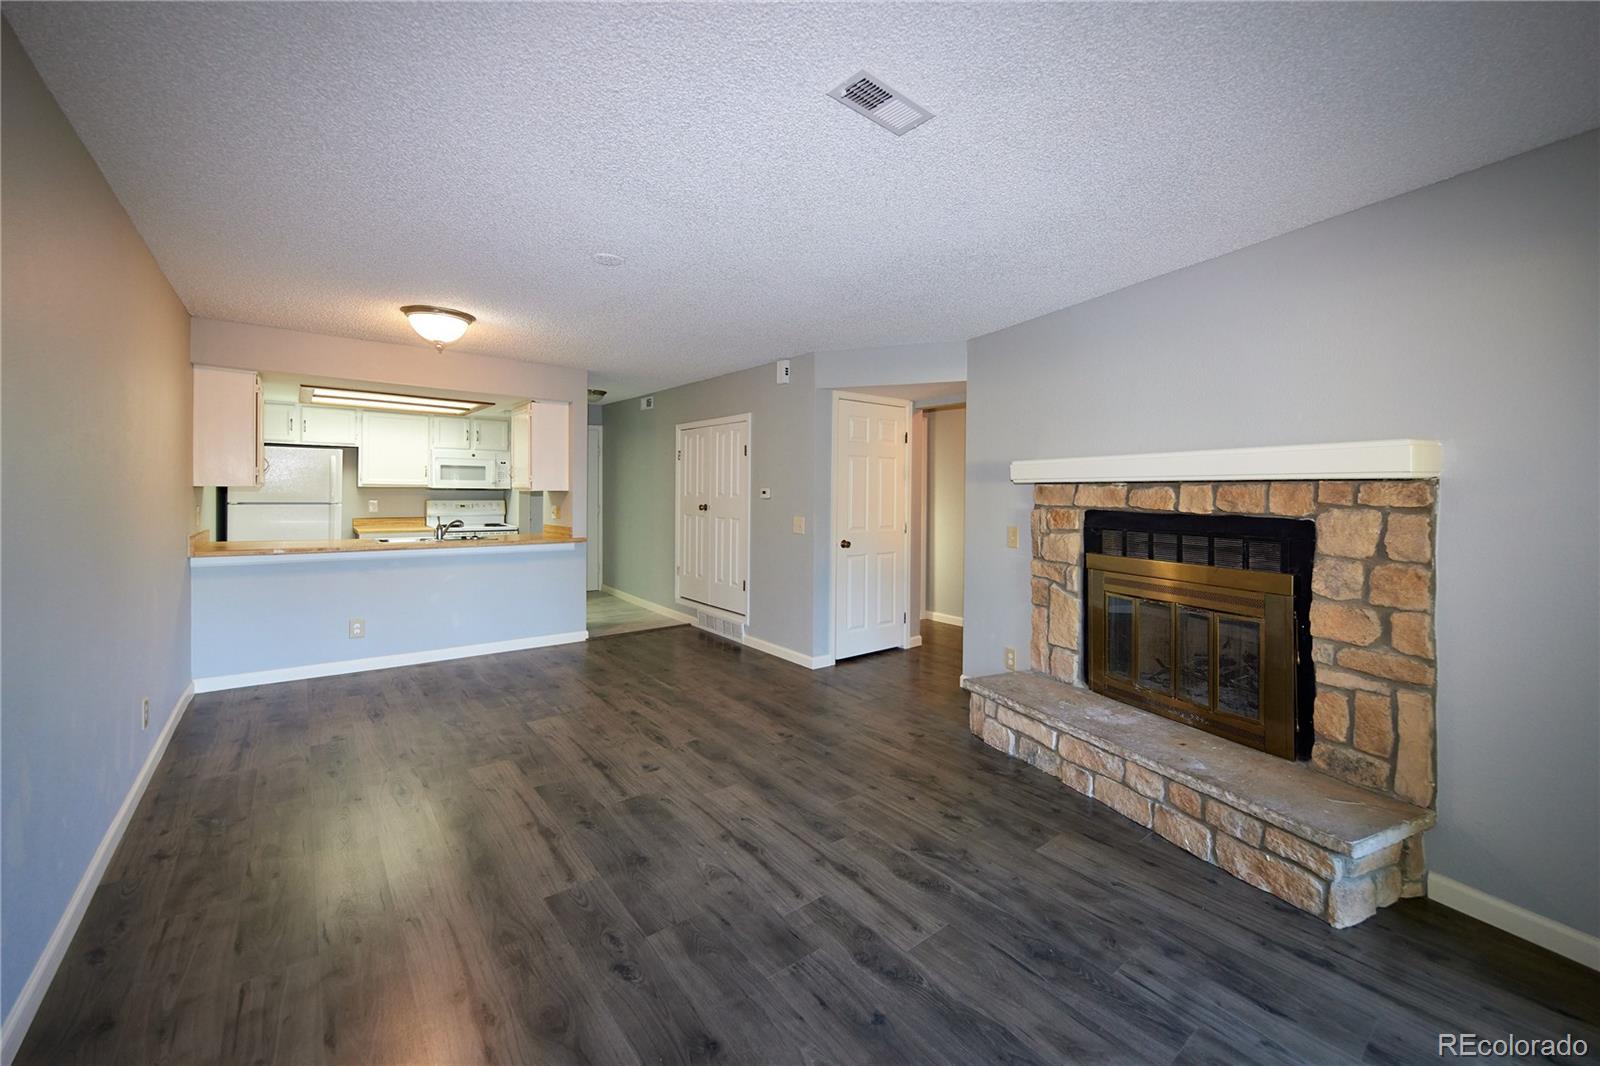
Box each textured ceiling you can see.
[7,3,1597,400]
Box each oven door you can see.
[429,450,496,489]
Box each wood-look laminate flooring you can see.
[586,589,688,639]
[17,622,1598,1065]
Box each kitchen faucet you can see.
[435,518,465,541]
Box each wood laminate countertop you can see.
[351,516,434,535]
[190,530,585,559]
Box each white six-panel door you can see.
[834,396,909,659]
[677,416,749,616]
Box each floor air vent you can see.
[827,70,933,136]
[694,610,745,642]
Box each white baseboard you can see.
[906,635,924,648]
[1,682,195,1066]
[1429,874,1600,971]
[921,611,964,627]
[193,631,589,692]
[600,585,696,624]
[741,633,835,670]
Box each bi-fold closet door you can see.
[677,417,748,616]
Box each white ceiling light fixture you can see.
[593,253,625,267]
[400,304,476,351]
[826,70,933,136]
[298,385,491,416]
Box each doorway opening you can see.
[828,384,965,661]
[922,402,966,631]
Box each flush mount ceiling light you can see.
[400,304,476,351]
[298,385,491,417]
[826,70,933,136]
[593,253,625,267]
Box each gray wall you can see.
[964,132,1599,935]
[1,20,195,1017]
[814,341,968,390]
[926,406,967,619]
[192,547,585,680]
[604,356,820,656]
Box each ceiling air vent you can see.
[826,70,933,136]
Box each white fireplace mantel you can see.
[1010,439,1442,485]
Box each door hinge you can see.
[677,449,682,461]
[742,579,747,591]
[904,432,909,443]
[903,612,908,623]
[743,444,748,456]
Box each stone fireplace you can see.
[964,441,1442,928]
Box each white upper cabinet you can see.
[265,402,360,446]
[430,416,473,450]
[509,400,570,491]
[358,412,431,486]
[193,366,263,487]
[430,416,510,453]
[473,418,511,453]
[262,401,299,443]
[298,405,361,446]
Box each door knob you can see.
[698,503,708,511]
[840,539,851,548]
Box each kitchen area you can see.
[187,324,592,690]
[200,373,573,548]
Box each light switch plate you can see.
[368,499,379,514]
[792,516,806,535]
[1006,525,1020,549]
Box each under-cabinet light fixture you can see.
[298,385,492,416]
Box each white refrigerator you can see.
[226,445,344,541]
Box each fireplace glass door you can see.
[1086,554,1296,758]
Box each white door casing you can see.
[586,425,603,592]
[833,394,910,660]
[676,415,750,618]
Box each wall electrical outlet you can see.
[1004,648,1017,671]
[141,697,150,730]
[775,359,792,384]
[792,516,806,534]
[1006,525,1019,549]
[367,499,380,514]
[349,618,366,639]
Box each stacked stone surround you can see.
[1029,478,1439,809]
[965,676,1433,927]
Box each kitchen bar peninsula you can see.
[190,531,587,690]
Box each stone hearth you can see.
[964,672,1434,926]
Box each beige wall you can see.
[1,20,194,1021]
[925,406,966,621]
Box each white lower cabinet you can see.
[357,412,431,486]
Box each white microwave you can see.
[429,449,510,489]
